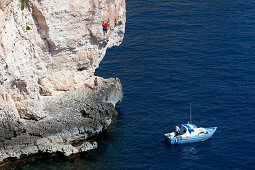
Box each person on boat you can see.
[102,21,110,35]
[175,125,180,136]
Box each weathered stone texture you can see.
[0,0,125,162]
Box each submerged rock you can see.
[79,141,98,152]
[0,0,126,162]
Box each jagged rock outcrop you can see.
[0,0,125,162]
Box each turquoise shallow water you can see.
[11,0,255,169]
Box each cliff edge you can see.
[0,0,125,161]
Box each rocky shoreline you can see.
[0,77,123,162]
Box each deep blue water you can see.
[19,0,255,169]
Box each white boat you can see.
[165,123,217,144]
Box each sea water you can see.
[15,0,255,169]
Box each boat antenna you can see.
[190,104,192,124]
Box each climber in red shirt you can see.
[94,77,98,89]
[103,22,110,35]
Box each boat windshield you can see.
[191,124,197,128]
[179,125,187,135]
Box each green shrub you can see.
[26,26,31,30]
[21,0,25,10]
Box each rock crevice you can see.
[32,6,56,52]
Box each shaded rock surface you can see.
[0,0,125,162]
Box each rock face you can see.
[0,0,125,162]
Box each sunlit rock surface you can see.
[0,0,125,161]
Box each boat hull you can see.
[165,127,217,144]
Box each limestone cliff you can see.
[0,0,125,161]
